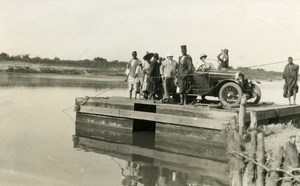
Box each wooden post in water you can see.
[257,132,265,186]
[285,136,299,168]
[231,117,237,130]
[243,130,257,186]
[282,136,299,186]
[227,118,244,186]
[239,96,247,137]
[250,111,258,128]
[265,147,284,186]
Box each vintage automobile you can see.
[183,69,261,107]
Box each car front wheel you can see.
[248,84,261,104]
[219,82,243,107]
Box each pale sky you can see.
[1,0,300,71]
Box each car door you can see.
[191,72,211,95]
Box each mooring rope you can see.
[61,80,127,122]
[146,57,300,79]
[206,58,300,68]
[247,58,300,68]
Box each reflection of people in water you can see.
[156,168,188,186]
[121,161,141,186]
[156,168,172,185]
[137,164,159,186]
[119,160,160,186]
[117,159,189,186]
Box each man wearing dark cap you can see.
[176,45,194,105]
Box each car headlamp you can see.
[235,72,240,80]
[235,72,244,82]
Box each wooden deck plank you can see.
[155,133,227,161]
[76,97,238,121]
[76,113,133,130]
[75,122,133,144]
[246,105,300,121]
[76,97,300,132]
[156,122,226,143]
[78,105,230,130]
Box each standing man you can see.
[283,57,299,105]
[135,63,144,99]
[177,45,193,105]
[141,52,152,99]
[148,53,161,100]
[217,49,229,70]
[160,52,177,102]
[126,51,142,99]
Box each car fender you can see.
[210,79,241,96]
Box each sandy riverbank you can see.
[0,61,125,77]
[264,123,300,152]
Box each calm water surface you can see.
[0,73,286,186]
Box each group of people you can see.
[119,160,189,186]
[125,45,230,105]
[125,45,300,106]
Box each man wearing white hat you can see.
[160,52,177,101]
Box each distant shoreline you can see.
[0,60,125,77]
[0,60,283,81]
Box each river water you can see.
[0,72,287,186]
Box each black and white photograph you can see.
[1,0,300,185]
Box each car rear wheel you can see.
[219,82,243,107]
[248,84,261,104]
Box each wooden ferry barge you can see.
[74,96,300,147]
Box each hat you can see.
[200,54,207,59]
[289,135,296,139]
[166,52,173,57]
[143,53,154,61]
[180,45,187,49]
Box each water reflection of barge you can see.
[73,132,229,186]
[74,97,232,185]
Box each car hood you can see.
[195,70,242,79]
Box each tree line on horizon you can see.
[0,52,127,69]
[0,52,282,79]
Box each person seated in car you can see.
[196,54,214,72]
